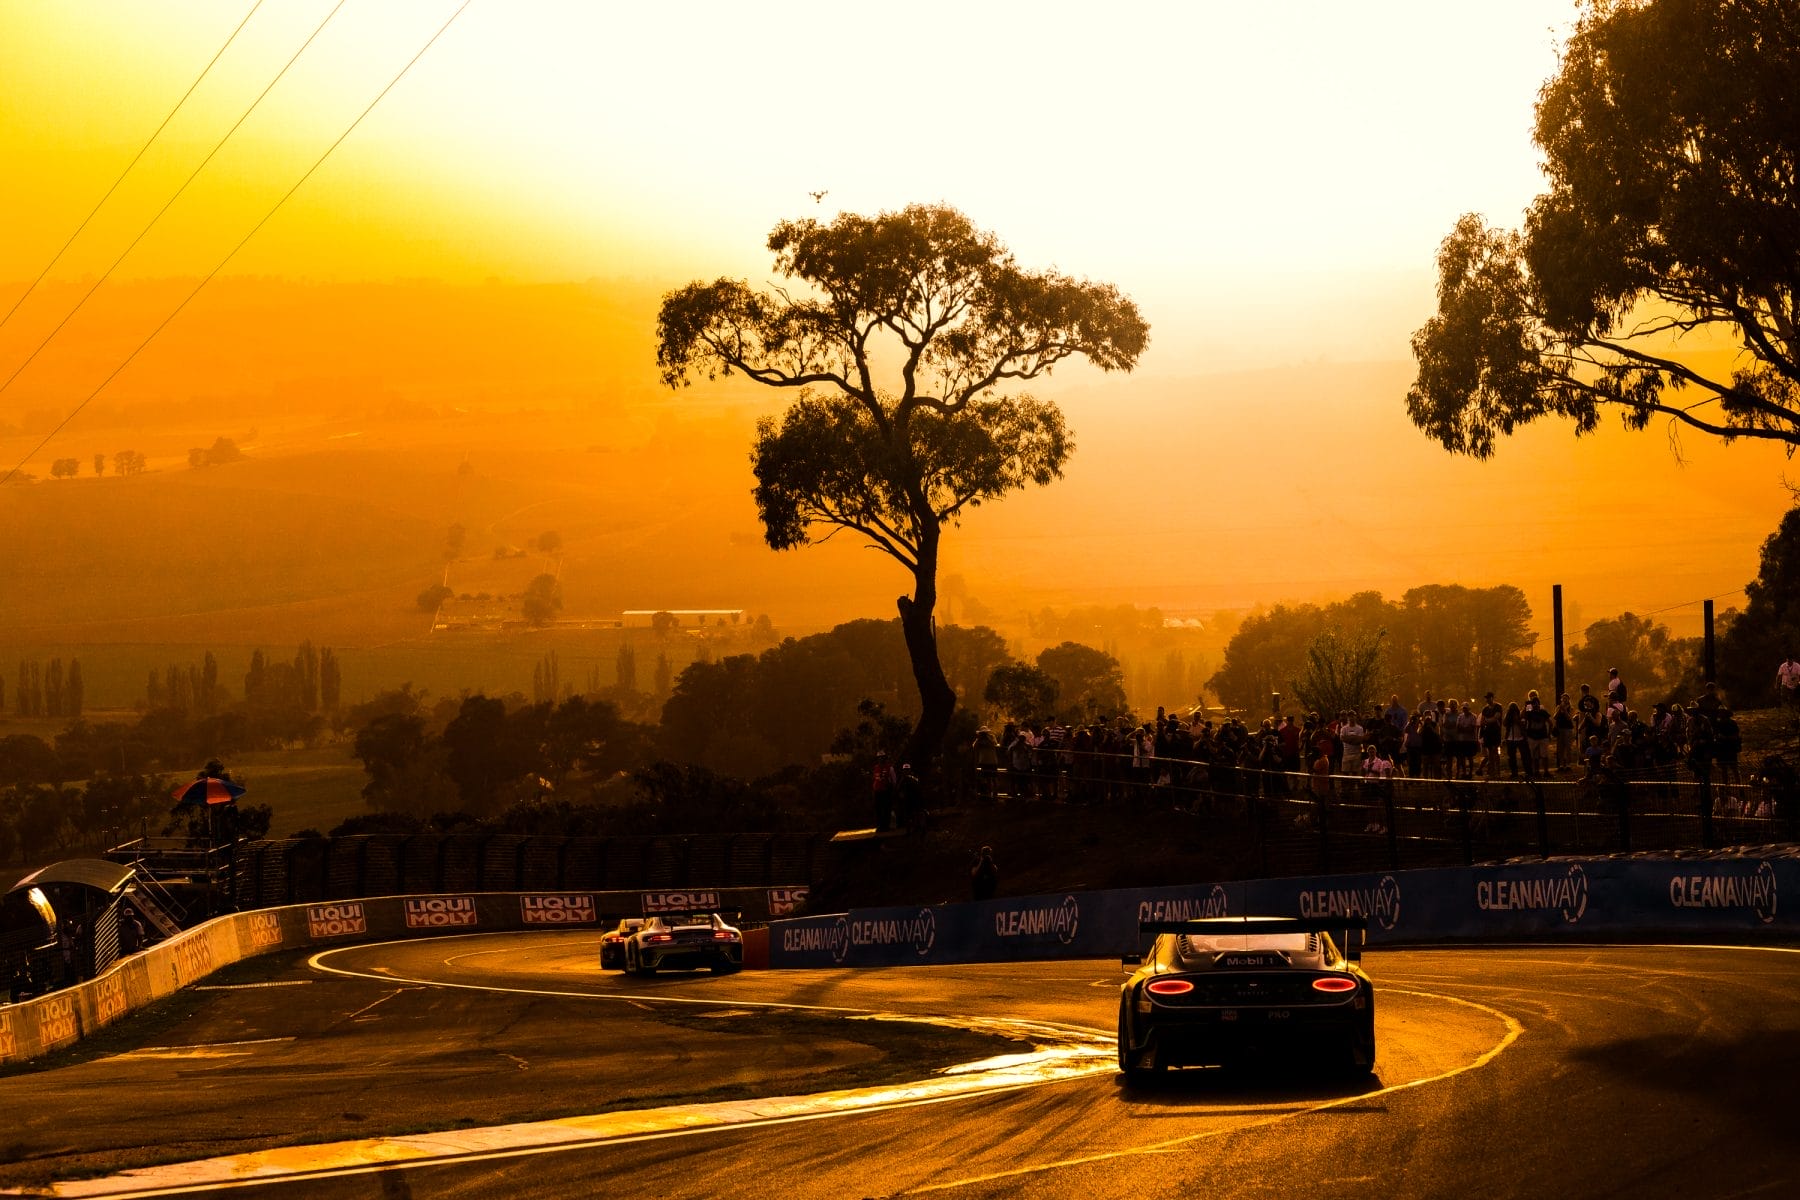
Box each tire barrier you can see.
[0,884,804,1066]
[765,857,1797,969]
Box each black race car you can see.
[1117,916,1374,1083]
[621,911,744,975]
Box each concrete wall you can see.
[0,884,804,1066]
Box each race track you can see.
[7,935,1800,1198]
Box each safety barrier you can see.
[0,884,806,1066]
[763,857,1797,968]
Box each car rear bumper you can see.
[641,944,743,970]
[1134,1000,1367,1067]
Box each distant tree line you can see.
[8,659,84,719]
[28,450,149,481]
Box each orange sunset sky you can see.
[1,0,1795,650]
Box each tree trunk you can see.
[898,560,956,770]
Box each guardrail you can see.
[0,884,807,1066]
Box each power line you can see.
[1632,588,1748,618]
[1,0,475,486]
[0,0,268,338]
[0,0,348,406]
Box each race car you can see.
[1117,916,1374,1083]
[621,911,744,975]
[599,918,646,971]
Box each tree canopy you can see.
[1407,0,1800,458]
[655,203,1148,763]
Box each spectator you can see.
[871,751,898,831]
[970,846,999,901]
[1338,711,1367,777]
[1694,681,1724,720]
[1522,691,1552,778]
[897,762,925,833]
[1502,700,1526,778]
[1606,667,1627,715]
[1553,694,1576,773]
[1479,693,1504,778]
[971,726,999,802]
[1779,654,1800,713]
[1714,709,1742,786]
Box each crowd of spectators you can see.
[967,670,1773,820]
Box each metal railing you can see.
[944,750,1797,876]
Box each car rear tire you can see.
[1118,1004,1163,1086]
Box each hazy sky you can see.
[2,0,1577,368]
[3,0,1795,641]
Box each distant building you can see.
[622,609,744,629]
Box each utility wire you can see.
[2,0,474,486]
[0,0,348,406]
[0,0,268,337]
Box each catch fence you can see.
[946,752,1798,877]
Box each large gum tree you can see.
[655,203,1148,766]
[1407,0,1800,458]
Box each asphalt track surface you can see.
[9,934,1800,1199]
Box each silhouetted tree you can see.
[1408,0,1800,458]
[522,574,562,627]
[656,203,1149,766]
[319,648,341,713]
[1035,642,1129,720]
[1293,627,1390,718]
[615,643,638,692]
[983,663,1059,722]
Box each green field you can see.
[226,744,369,837]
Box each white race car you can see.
[622,912,744,975]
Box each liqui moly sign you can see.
[521,894,597,924]
[405,896,478,929]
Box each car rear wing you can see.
[1126,916,1369,968]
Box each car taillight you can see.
[1145,978,1194,996]
[647,933,673,943]
[1312,976,1358,993]
[714,931,739,941]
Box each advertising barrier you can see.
[765,858,1799,969]
[0,884,801,1066]
[6,862,1790,1062]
